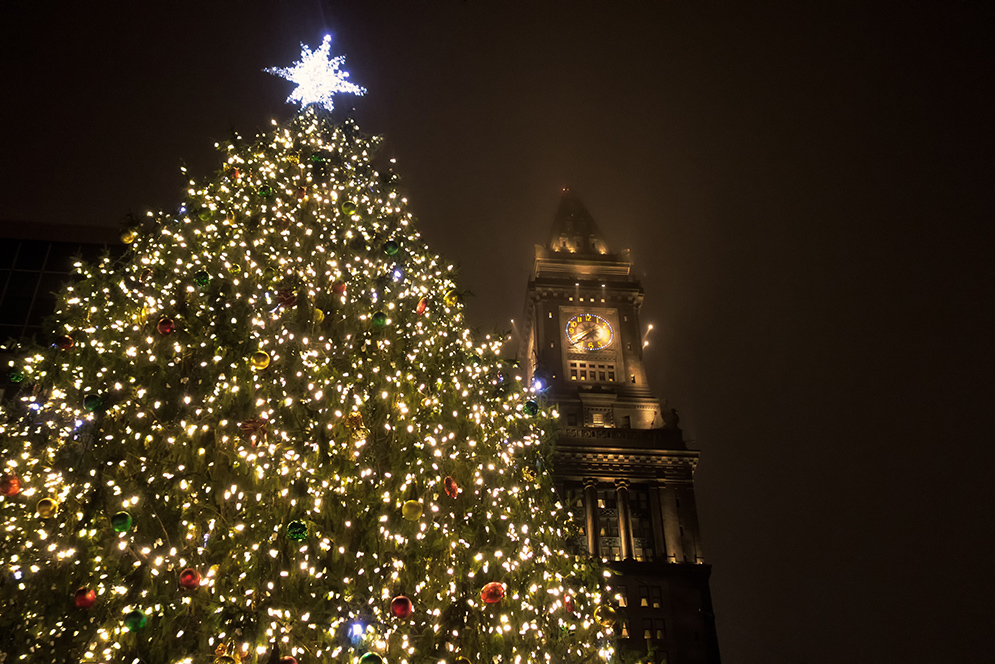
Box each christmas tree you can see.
[0,37,617,664]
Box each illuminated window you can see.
[568,361,616,383]
[591,412,604,426]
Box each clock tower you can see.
[518,191,720,664]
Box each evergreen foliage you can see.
[0,107,615,664]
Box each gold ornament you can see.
[121,228,138,244]
[443,290,459,307]
[345,411,364,430]
[250,351,271,370]
[454,658,471,664]
[37,497,58,518]
[314,308,325,324]
[401,500,423,521]
[287,152,300,164]
[213,643,242,664]
[593,605,617,627]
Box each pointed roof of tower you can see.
[547,189,612,255]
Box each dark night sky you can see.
[1,2,992,662]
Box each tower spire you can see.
[547,188,611,255]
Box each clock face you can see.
[565,313,614,351]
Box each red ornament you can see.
[390,595,413,618]
[564,595,575,614]
[0,474,20,497]
[416,297,428,315]
[296,186,308,200]
[332,280,347,295]
[74,587,97,609]
[444,476,459,499]
[480,582,505,604]
[157,317,175,335]
[238,418,268,446]
[178,568,201,589]
[278,658,298,664]
[55,334,75,350]
[277,290,298,308]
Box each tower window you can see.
[548,312,552,318]
[630,375,636,384]
[591,412,604,426]
[568,361,616,383]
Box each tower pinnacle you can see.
[547,188,612,255]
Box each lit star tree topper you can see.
[265,35,365,112]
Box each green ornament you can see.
[371,311,387,328]
[111,511,132,533]
[287,520,309,541]
[341,200,358,216]
[310,151,328,163]
[83,394,103,412]
[360,654,384,664]
[8,370,25,383]
[197,209,212,221]
[258,184,274,198]
[193,270,210,287]
[123,609,147,631]
[384,240,399,256]
[523,400,539,416]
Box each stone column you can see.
[583,478,600,558]
[648,482,667,560]
[615,479,633,560]
[660,484,683,563]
